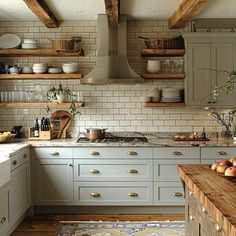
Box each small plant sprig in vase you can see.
[46,83,81,117]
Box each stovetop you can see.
[76,133,148,143]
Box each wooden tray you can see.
[173,137,210,141]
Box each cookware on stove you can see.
[85,128,107,140]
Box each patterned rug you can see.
[57,221,185,236]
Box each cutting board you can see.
[50,110,72,139]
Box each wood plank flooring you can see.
[11,214,184,236]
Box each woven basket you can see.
[50,39,75,50]
[0,134,15,143]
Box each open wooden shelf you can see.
[0,73,82,80]
[143,102,186,107]
[0,102,84,108]
[0,49,84,57]
[142,73,185,79]
[141,49,186,57]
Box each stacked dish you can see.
[0,34,21,49]
[62,63,79,74]
[22,39,38,49]
[48,67,63,74]
[149,87,160,102]
[161,87,182,102]
[22,66,33,74]
[32,63,48,74]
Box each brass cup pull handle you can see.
[171,151,183,156]
[127,169,138,174]
[128,192,138,197]
[49,151,60,156]
[90,192,101,198]
[1,217,6,224]
[23,154,27,159]
[90,169,100,174]
[172,192,183,197]
[13,160,17,165]
[90,151,100,156]
[128,151,138,156]
[218,151,227,156]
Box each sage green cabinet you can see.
[185,33,236,107]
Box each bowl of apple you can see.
[211,157,236,179]
[0,131,15,143]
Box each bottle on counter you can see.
[202,128,207,139]
[34,117,40,137]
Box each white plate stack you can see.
[62,63,79,74]
[149,87,161,102]
[32,63,48,74]
[161,87,182,103]
[48,67,63,74]
[22,39,38,49]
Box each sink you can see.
[0,156,10,188]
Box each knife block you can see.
[28,128,52,141]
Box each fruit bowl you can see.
[0,133,15,143]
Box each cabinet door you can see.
[186,42,212,106]
[35,158,73,205]
[0,186,10,235]
[212,41,235,107]
[10,161,31,225]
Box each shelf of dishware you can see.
[142,73,185,79]
[0,73,82,80]
[0,102,84,108]
[0,49,84,57]
[141,49,186,57]
[143,102,186,107]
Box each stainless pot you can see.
[85,128,107,139]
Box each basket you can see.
[0,134,15,143]
[50,39,75,50]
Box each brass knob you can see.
[218,151,227,156]
[1,217,6,224]
[90,192,101,198]
[128,151,138,156]
[49,151,60,156]
[128,192,138,197]
[172,192,183,197]
[13,160,17,165]
[171,151,183,156]
[214,224,221,232]
[189,191,193,196]
[90,151,100,156]
[127,169,138,174]
[202,207,207,213]
[23,154,27,159]
[189,215,195,221]
[90,169,100,174]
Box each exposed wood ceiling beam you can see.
[168,0,208,29]
[104,0,120,26]
[23,0,58,28]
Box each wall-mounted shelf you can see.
[143,102,186,107]
[0,49,84,57]
[142,73,185,79]
[0,73,82,80]
[0,102,84,108]
[141,49,186,57]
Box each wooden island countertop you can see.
[178,164,236,236]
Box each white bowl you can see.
[63,62,79,67]
[33,63,48,67]
[140,96,152,103]
[23,39,38,44]
[48,67,63,74]
[62,68,79,74]
[33,68,47,74]
[22,67,33,74]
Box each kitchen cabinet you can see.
[185,33,236,107]
[153,147,200,206]
[0,185,10,235]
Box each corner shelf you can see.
[0,73,82,80]
[141,49,186,57]
[0,49,84,57]
[0,102,84,108]
[143,102,186,107]
[142,73,185,79]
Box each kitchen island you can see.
[178,164,236,236]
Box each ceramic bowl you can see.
[140,96,152,103]
[48,67,63,74]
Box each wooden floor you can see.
[11,214,184,236]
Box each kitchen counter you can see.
[0,143,30,157]
[178,164,236,236]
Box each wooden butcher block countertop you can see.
[178,164,236,236]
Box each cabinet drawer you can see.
[73,148,153,159]
[154,147,200,159]
[10,148,30,171]
[201,147,236,159]
[154,159,199,181]
[74,159,153,182]
[33,147,73,159]
[154,181,184,206]
[74,182,153,205]
[0,185,10,234]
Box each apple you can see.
[229,157,236,163]
[219,159,232,167]
[211,162,220,171]
[216,165,228,174]
[225,166,236,176]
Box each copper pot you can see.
[85,128,107,139]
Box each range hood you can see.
[80,14,144,84]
